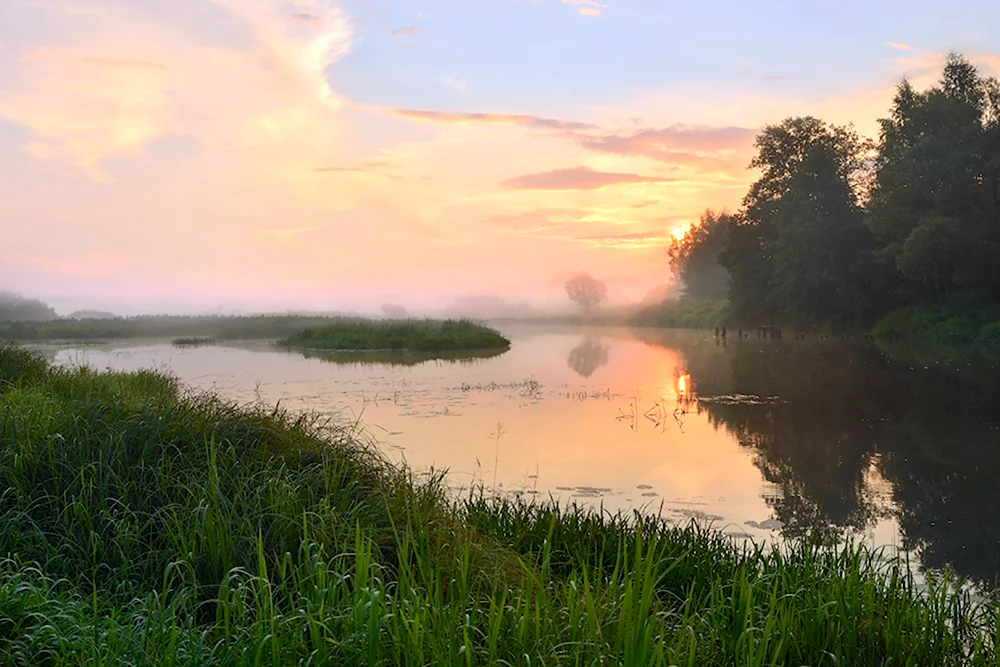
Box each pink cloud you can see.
[390,26,419,36]
[579,124,755,154]
[500,166,674,190]
[392,108,595,131]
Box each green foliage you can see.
[0,343,49,385]
[283,318,510,352]
[869,53,1000,299]
[978,322,1000,346]
[668,210,732,300]
[0,346,997,664]
[675,54,1000,336]
[719,117,879,327]
[873,292,1000,346]
[633,299,730,329]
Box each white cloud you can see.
[0,0,353,178]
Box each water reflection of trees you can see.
[566,337,609,378]
[660,336,1000,587]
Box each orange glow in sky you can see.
[1,1,997,314]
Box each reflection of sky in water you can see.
[37,325,1000,588]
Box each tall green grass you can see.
[0,343,997,665]
[283,318,510,352]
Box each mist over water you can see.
[36,324,1000,589]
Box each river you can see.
[35,323,1000,589]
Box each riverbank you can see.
[0,344,996,665]
[873,296,1000,348]
[282,318,510,353]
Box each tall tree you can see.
[667,210,732,300]
[720,117,877,325]
[564,272,607,312]
[868,53,1000,297]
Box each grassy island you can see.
[282,318,510,353]
[0,344,996,665]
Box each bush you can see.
[977,322,1000,347]
[283,319,510,353]
[930,317,977,345]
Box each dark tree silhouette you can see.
[667,210,731,300]
[0,291,57,323]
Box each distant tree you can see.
[720,117,879,325]
[667,210,732,300]
[0,291,57,323]
[565,272,607,312]
[868,53,1000,298]
[381,303,408,319]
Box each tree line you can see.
[669,54,1000,330]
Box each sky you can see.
[2,0,999,315]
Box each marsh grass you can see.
[0,343,997,665]
[283,318,511,353]
[171,336,218,347]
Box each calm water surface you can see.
[39,325,1000,588]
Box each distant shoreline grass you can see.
[282,318,511,353]
[171,336,217,347]
[0,343,997,664]
[0,314,375,342]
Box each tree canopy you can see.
[662,53,1000,331]
[668,211,731,301]
[565,272,607,312]
[0,291,58,323]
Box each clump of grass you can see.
[283,318,511,353]
[171,336,217,347]
[0,345,997,665]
